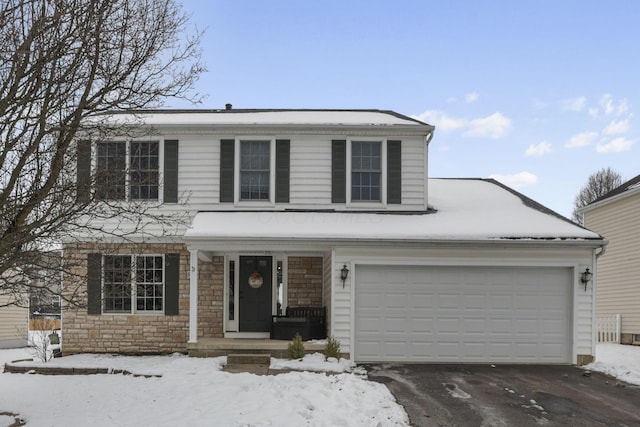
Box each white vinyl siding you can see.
[180,135,218,208]
[178,134,427,211]
[584,193,640,335]
[402,139,427,207]
[289,136,333,205]
[73,133,429,241]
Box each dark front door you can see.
[239,256,272,332]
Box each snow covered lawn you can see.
[583,342,640,385]
[0,349,408,427]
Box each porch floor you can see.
[188,338,325,358]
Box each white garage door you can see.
[355,265,572,363]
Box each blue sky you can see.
[175,0,639,218]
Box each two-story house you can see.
[62,108,605,364]
[580,173,640,345]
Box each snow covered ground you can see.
[583,342,640,386]
[1,343,639,427]
[0,349,408,427]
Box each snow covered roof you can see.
[98,109,432,129]
[184,179,602,243]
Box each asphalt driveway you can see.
[364,364,640,427]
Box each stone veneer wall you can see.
[197,256,224,338]
[62,243,191,354]
[287,256,323,307]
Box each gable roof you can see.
[581,173,640,213]
[185,178,602,243]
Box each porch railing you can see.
[597,314,621,343]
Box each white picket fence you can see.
[597,314,621,343]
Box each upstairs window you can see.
[95,140,160,201]
[130,141,159,200]
[331,139,401,205]
[240,140,270,200]
[96,141,126,200]
[219,138,289,204]
[351,141,381,201]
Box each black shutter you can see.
[275,139,290,203]
[87,253,102,315]
[220,139,235,203]
[163,140,179,203]
[76,140,91,203]
[331,140,346,203]
[387,140,402,204]
[164,253,180,315]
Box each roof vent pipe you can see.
[225,103,232,110]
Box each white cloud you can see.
[465,91,479,103]
[596,137,634,153]
[588,107,599,118]
[463,112,511,139]
[525,141,552,157]
[616,99,630,115]
[603,118,630,135]
[561,96,587,112]
[597,94,629,117]
[488,172,538,189]
[412,110,467,131]
[413,110,512,139]
[600,94,614,116]
[565,131,598,148]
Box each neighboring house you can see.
[0,269,29,348]
[28,251,62,323]
[580,174,640,345]
[0,298,28,348]
[62,108,605,364]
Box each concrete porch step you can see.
[227,353,271,366]
[224,353,272,375]
[188,338,326,358]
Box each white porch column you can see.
[188,249,199,343]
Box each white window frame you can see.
[101,254,166,315]
[93,138,165,203]
[234,137,276,206]
[346,137,387,207]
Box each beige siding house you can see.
[0,294,28,348]
[581,174,640,344]
[62,108,605,364]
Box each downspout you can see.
[590,241,608,362]
[424,129,434,210]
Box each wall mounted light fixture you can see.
[581,267,593,291]
[340,264,349,288]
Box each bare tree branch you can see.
[0,0,204,308]
[572,167,623,224]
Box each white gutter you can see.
[183,235,607,248]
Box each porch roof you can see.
[184,179,602,243]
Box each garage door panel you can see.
[355,265,572,363]
[438,294,460,309]
[489,294,513,309]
